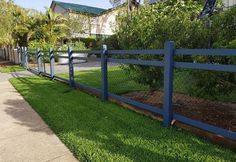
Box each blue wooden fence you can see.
[19,41,236,141]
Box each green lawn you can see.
[0,65,25,73]
[10,76,236,162]
[59,67,148,94]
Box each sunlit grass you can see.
[10,76,236,162]
[0,65,25,73]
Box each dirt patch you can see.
[123,91,236,132]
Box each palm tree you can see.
[43,9,68,45]
[13,7,39,46]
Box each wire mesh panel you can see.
[40,54,50,74]
[173,67,236,132]
[27,52,38,71]
[53,51,70,81]
[72,51,102,89]
[107,52,165,115]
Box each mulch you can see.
[123,91,236,132]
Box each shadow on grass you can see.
[8,76,236,162]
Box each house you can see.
[224,0,236,7]
[50,1,125,38]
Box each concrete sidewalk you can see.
[0,81,78,162]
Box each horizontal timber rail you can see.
[176,49,236,56]
[108,49,165,55]
[72,50,101,54]
[108,58,164,66]
[175,62,236,72]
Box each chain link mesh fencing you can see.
[27,50,38,71]
[107,53,165,113]
[72,51,101,89]
[173,55,236,132]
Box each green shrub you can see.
[188,5,236,99]
[69,41,87,50]
[77,37,97,49]
[116,0,236,98]
[117,0,206,91]
[28,40,55,51]
[103,34,120,50]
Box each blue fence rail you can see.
[18,41,236,141]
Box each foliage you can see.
[103,34,121,50]
[28,40,55,51]
[117,0,206,90]
[116,0,236,97]
[40,9,69,45]
[188,6,236,98]
[67,15,84,36]
[117,0,206,49]
[60,41,87,51]
[13,8,42,47]
[0,1,73,48]
[79,37,97,49]
[10,76,236,162]
[211,6,236,48]
[0,0,17,46]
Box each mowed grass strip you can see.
[10,76,236,162]
[0,65,25,73]
[58,66,148,94]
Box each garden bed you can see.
[123,91,236,132]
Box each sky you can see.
[14,0,113,12]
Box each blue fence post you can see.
[49,48,54,79]
[68,47,75,87]
[37,48,42,74]
[163,41,175,127]
[101,44,108,101]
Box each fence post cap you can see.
[164,41,174,46]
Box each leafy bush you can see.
[116,0,236,98]
[28,40,55,51]
[78,37,97,49]
[60,41,87,51]
[103,34,120,50]
[188,6,236,98]
[117,0,206,91]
